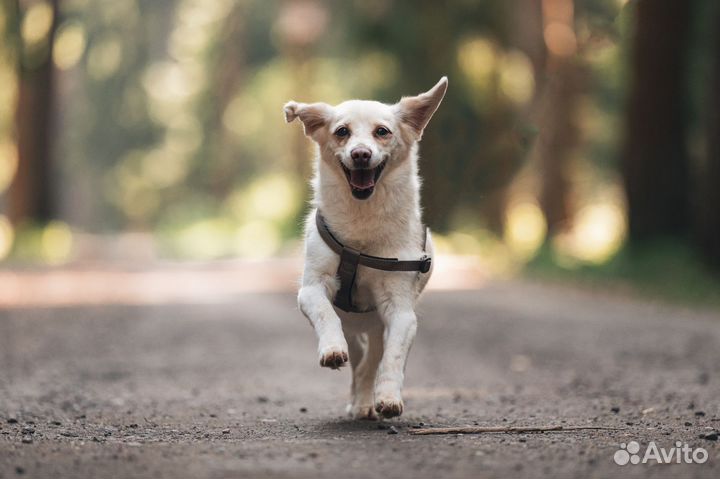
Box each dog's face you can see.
[284,77,447,200]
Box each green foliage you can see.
[1,0,718,286]
[527,240,720,307]
[334,0,533,231]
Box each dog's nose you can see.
[350,147,372,168]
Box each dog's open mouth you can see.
[341,161,387,200]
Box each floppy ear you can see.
[283,101,332,137]
[396,76,448,139]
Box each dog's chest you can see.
[347,267,381,311]
[344,262,423,312]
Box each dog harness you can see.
[315,210,432,313]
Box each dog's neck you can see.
[312,146,424,253]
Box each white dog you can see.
[284,77,447,419]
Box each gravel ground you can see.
[0,280,719,478]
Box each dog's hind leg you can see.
[345,323,383,420]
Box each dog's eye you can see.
[375,127,391,137]
[334,126,350,138]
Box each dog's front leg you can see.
[298,284,348,369]
[374,299,417,418]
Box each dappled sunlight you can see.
[223,94,265,139]
[226,174,301,223]
[156,172,302,260]
[0,0,629,272]
[434,230,517,278]
[176,0,232,31]
[457,35,498,107]
[86,34,123,80]
[356,51,399,92]
[53,21,86,70]
[171,218,236,260]
[166,114,203,154]
[0,140,18,193]
[445,231,485,256]
[542,0,577,57]
[457,36,497,88]
[21,1,53,47]
[553,200,626,265]
[498,50,535,105]
[0,0,714,308]
[40,221,73,264]
[143,61,205,122]
[0,66,16,117]
[544,163,628,266]
[140,147,191,189]
[106,150,159,220]
[4,221,72,263]
[458,36,534,107]
[0,215,13,260]
[585,39,618,69]
[504,199,547,261]
[273,0,328,47]
[544,22,577,57]
[234,220,282,258]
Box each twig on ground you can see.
[408,425,623,435]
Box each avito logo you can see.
[614,441,708,465]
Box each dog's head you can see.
[284,77,447,200]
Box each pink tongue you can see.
[350,169,375,189]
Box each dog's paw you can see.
[283,101,299,123]
[374,397,404,419]
[318,346,348,369]
[347,403,378,421]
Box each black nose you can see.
[351,147,372,168]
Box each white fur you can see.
[286,77,447,419]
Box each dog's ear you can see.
[283,101,332,137]
[396,76,448,140]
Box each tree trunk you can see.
[8,0,59,225]
[535,0,581,235]
[697,4,720,269]
[621,0,692,241]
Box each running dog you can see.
[284,77,447,419]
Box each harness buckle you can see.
[419,255,432,273]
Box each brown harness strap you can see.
[315,210,431,312]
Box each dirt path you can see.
[1,281,719,478]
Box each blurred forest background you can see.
[0,0,719,303]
